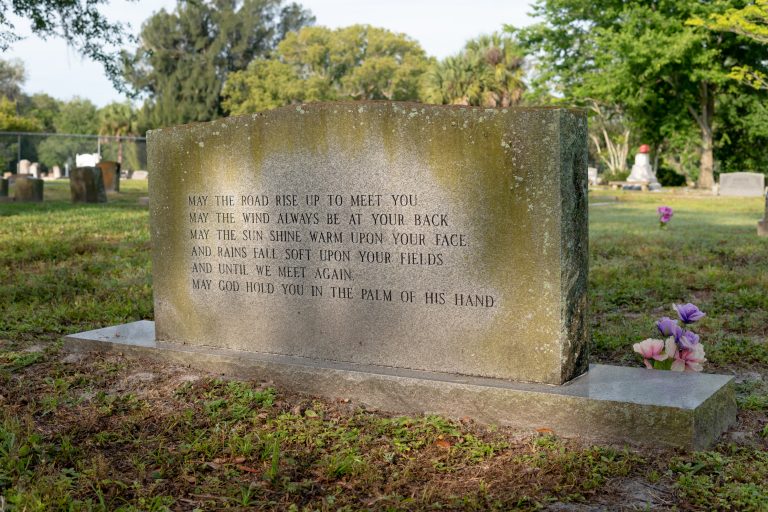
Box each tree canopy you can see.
[516,0,768,187]
[222,25,430,115]
[123,0,314,128]
[691,0,768,90]
[421,32,526,107]
[0,0,135,92]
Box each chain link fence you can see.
[0,132,147,176]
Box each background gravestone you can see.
[0,178,7,197]
[758,191,768,237]
[719,172,765,197]
[17,159,31,174]
[14,175,44,202]
[70,167,107,203]
[97,161,121,192]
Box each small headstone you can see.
[588,166,599,185]
[96,161,121,192]
[70,167,107,203]
[627,144,659,185]
[0,178,8,197]
[718,172,765,197]
[14,175,44,202]
[137,196,149,206]
[2,172,11,179]
[131,170,148,180]
[29,162,41,178]
[75,153,100,168]
[18,159,31,174]
[758,190,768,237]
[52,165,63,179]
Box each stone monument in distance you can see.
[626,144,659,187]
[65,102,735,449]
[719,172,765,197]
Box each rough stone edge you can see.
[63,323,736,450]
[693,380,738,451]
[558,109,590,383]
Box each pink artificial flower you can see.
[671,343,706,372]
[633,337,676,368]
[657,206,673,226]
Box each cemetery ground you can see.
[1,182,767,511]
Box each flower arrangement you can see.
[633,303,707,372]
[657,206,673,228]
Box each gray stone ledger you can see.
[64,321,736,450]
[70,167,107,203]
[14,175,44,202]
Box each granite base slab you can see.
[64,321,736,450]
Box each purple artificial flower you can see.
[657,206,673,217]
[674,303,706,324]
[660,213,672,224]
[679,330,700,350]
[656,316,682,339]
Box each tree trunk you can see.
[689,82,716,189]
[699,130,714,189]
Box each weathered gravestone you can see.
[29,162,41,178]
[719,172,765,197]
[0,177,7,197]
[97,161,121,192]
[131,170,148,180]
[14,175,44,202]
[65,102,735,449]
[758,190,768,237]
[70,167,107,203]
[17,159,31,174]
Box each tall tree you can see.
[421,32,526,107]
[124,0,314,128]
[517,0,768,188]
[0,59,25,101]
[37,98,99,168]
[223,25,430,114]
[99,102,138,164]
[0,0,134,91]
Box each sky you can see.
[3,0,536,107]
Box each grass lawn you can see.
[1,182,767,510]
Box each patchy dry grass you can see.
[1,184,767,510]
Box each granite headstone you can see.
[14,175,44,202]
[64,102,736,449]
[719,172,765,197]
[70,167,107,203]
[148,103,588,385]
[18,159,31,175]
[97,161,121,192]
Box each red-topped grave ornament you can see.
[639,144,650,153]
